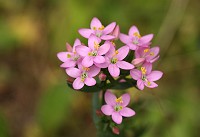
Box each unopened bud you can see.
[66,43,73,52]
[96,109,104,117]
[99,73,107,81]
[111,25,120,40]
[66,76,74,84]
[112,126,120,135]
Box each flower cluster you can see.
[57,17,163,128]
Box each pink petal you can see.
[132,58,145,66]
[130,69,142,80]
[137,79,144,90]
[88,34,101,50]
[121,93,130,107]
[111,25,120,39]
[82,56,94,67]
[57,52,72,62]
[112,112,122,124]
[101,105,114,116]
[144,81,158,88]
[66,43,72,52]
[72,39,81,52]
[78,28,93,38]
[94,61,109,68]
[76,45,91,57]
[119,33,131,44]
[105,91,117,106]
[60,60,76,68]
[66,68,81,78]
[84,77,96,86]
[120,107,135,117]
[128,25,140,36]
[140,34,154,45]
[73,77,84,90]
[146,47,160,60]
[101,35,115,40]
[116,46,129,60]
[150,55,160,63]
[87,65,100,77]
[116,61,134,70]
[103,22,116,34]
[94,55,105,64]
[142,62,152,75]
[127,43,137,50]
[108,64,120,77]
[90,17,102,29]
[105,44,115,58]
[147,71,163,81]
[98,43,110,55]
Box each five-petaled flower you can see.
[130,63,163,90]
[66,64,100,89]
[101,91,136,124]
[78,17,116,40]
[120,26,153,50]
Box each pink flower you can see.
[76,35,110,67]
[78,17,116,40]
[66,64,100,90]
[57,39,81,68]
[101,91,136,124]
[119,26,153,50]
[132,46,160,66]
[130,63,163,90]
[98,72,107,81]
[97,45,134,77]
[111,25,120,40]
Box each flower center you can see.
[88,51,97,56]
[115,96,123,104]
[81,72,88,82]
[67,54,71,58]
[114,105,123,112]
[144,49,149,53]
[94,42,100,50]
[111,57,118,64]
[98,25,104,30]
[133,32,141,38]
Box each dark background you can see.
[0,0,200,137]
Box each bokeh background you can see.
[0,0,200,137]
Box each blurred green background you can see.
[0,0,200,137]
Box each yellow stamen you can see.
[133,32,141,38]
[83,67,90,71]
[115,96,123,104]
[93,27,97,30]
[150,52,154,56]
[147,81,151,86]
[115,50,119,55]
[73,51,76,54]
[111,41,116,46]
[144,49,149,53]
[141,67,147,75]
[81,78,85,82]
[88,52,92,56]
[94,42,100,50]
[67,54,71,58]
[98,25,105,30]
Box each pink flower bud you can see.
[66,43,73,52]
[111,25,120,40]
[112,126,120,135]
[98,73,107,81]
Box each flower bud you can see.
[66,43,73,52]
[111,25,120,40]
[112,126,120,135]
[66,76,74,84]
[98,73,107,81]
[96,109,104,117]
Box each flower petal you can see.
[127,43,137,50]
[150,55,160,63]
[130,69,142,80]
[132,58,145,66]
[88,34,101,50]
[66,68,81,78]
[119,33,131,44]
[101,105,114,116]
[108,64,120,77]
[121,93,130,107]
[128,25,139,36]
[60,60,76,68]
[142,62,152,75]
[105,90,117,106]
[90,17,102,29]
[66,43,72,52]
[144,81,158,88]
[112,112,122,124]
[84,77,96,86]
[57,52,72,62]
[73,77,84,90]
[103,22,116,34]
[147,71,163,81]
[101,35,115,40]
[120,107,135,117]
[116,61,134,70]
[87,65,100,77]
[137,79,144,90]
[94,56,105,64]
[73,39,81,52]
[76,45,91,56]
[116,46,129,60]
[78,28,93,38]
[105,44,115,58]
[82,56,94,67]
[98,43,110,55]
[140,34,154,45]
